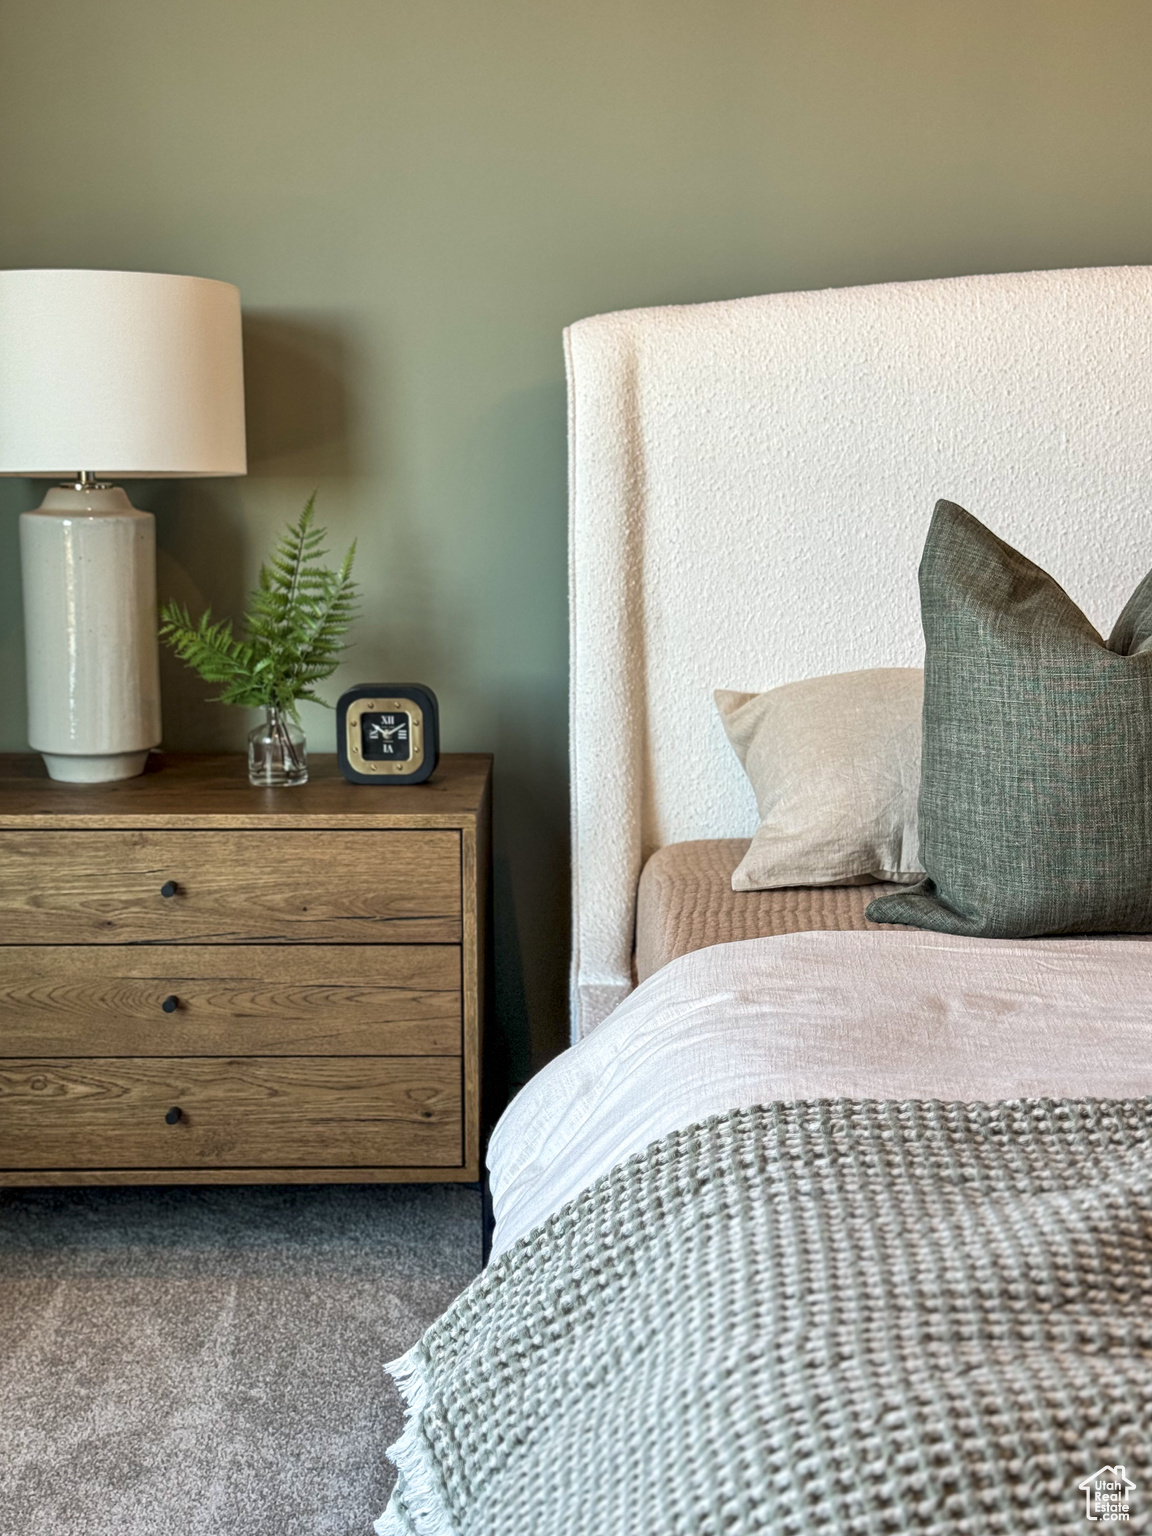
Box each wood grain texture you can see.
[0,752,490,1185]
[0,753,491,829]
[0,1057,462,1168]
[0,829,461,944]
[0,1163,481,1185]
[0,946,460,1056]
[461,772,491,1173]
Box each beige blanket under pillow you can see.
[715,668,924,890]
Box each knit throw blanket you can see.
[378,1099,1152,1535]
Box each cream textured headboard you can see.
[567,267,1152,1039]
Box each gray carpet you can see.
[0,1183,482,1536]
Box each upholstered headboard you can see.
[567,266,1152,1040]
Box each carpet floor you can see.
[0,1183,482,1536]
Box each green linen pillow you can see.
[866,499,1152,938]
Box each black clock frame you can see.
[336,683,440,785]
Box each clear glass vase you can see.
[248,707,308,787]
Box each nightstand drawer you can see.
[0,1057,462,1168]
[0,946,461,1056]
[0,830,461,943]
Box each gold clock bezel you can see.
[345,697,425,776]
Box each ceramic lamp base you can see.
[20,485,162,784]
[40,751,152,784]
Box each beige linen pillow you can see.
[715,668,924,890]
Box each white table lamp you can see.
[0,269,246,782]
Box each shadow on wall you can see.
[153,311,367,749]
[154,489,249,750]
[242,313,362,479]
[455,380,570,1080]
[490,712,570,1084]
[0,485,28,745]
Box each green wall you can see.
[3,0,1152,1079]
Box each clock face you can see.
[338,687,437,784]
[360,710,412,761]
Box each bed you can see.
[377,269,1152,1536]
[634,840,899,981]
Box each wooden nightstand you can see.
[0,752,490,1186]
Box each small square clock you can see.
[336,684,440,784]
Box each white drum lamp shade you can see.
[0,269,247,782]
[0,269,246,477]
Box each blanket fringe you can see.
[374,1341,459,1536]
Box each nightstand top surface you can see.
[0,752,491,829]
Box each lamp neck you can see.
[33,484,140,518]
[60,471,114,491]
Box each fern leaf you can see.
[158,495,358,713]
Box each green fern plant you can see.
[159,494,358,720]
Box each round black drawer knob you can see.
[165,1106,183,1125]
[161,995,179,1014]
[160,880,178,899]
